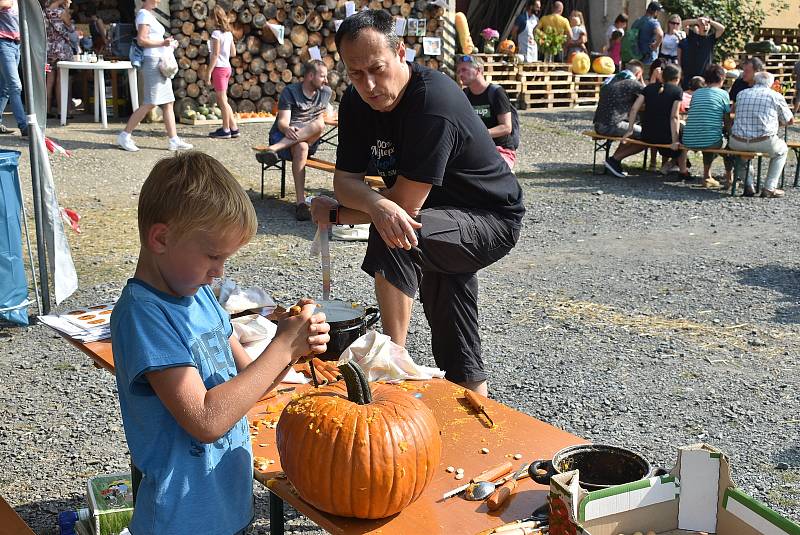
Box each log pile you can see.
[168,0,450,113]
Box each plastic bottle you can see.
[58,508,90,535]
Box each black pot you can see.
[315,300,380,361]
[529,444,663,491]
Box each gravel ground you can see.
[1,107,799,534]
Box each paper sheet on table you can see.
[337,331,445,382]
[308,46,321,61]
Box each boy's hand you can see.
[276,301,330,360]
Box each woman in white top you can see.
[565,10,587,57]
[659,14,685,64]
[116,0,192,152]
[206,6,238,139]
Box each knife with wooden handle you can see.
[486,463,529,511]
[441,461,513,500]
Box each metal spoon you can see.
[464,480,496,500]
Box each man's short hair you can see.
[457,54,484,71]
[626,59,644,73]
[743,57,765,72]
[614,13,628,24]
[753,71,774,87]
[138,152,257,245]
[689,75,706,91]
[703,64,725,85]
[663,63,681,83]
[335,9,400,54]
[302,59,326,77]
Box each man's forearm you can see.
[334,173,384,215]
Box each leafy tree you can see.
[661,0,790,60]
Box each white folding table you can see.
[58,60,139,129]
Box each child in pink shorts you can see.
[206,6,238,138]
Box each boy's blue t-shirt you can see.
[111,279,253,535]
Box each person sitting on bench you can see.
[681,63,731,189]
[729,71,794,198]
[258,59,332,221]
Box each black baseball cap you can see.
[647,1,664,11]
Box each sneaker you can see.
[659,162,679,176]
[117,131,139,152]
[168,138,194,151]
[230,128,240,138]
[742,185,756,197]
[256,149,279,167]
[702,177,721,189]
[604,157,627,178]
[19,126,29,137]
[0,124,14,134]
[295,203,311,221]
[760,188,785,198]
[208,128,231,139]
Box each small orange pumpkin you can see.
[498,39,516,55]
[570,52,590,74]
[276,361,442,519]
[592,56,615,75]
[722,58,737,70]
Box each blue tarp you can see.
[0,151,29,325]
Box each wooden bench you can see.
[1,496,36,535]
[789,141,800,188]
[252,146,385,198]
[583,131,770,196]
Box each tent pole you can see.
[18,11,51,314]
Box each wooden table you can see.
[57,60,139,129]
[56,333,586,534]
[0,496,36,535]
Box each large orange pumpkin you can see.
[592,56,615,75]
[498,39,516,55]
[276,361,442,519]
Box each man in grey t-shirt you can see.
[259,60,332,220]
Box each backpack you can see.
[488,84,520,150]
[620,16,646,64]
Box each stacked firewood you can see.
[168,0,449,113]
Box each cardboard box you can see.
[87,472,134,535]
[548,443,800,535]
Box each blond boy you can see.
[111,152,329,534]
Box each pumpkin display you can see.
[455,12,475,54]
[722,58,737,71]
[276,361,442,519]
[570,52,590,74]
[498,39,516,55]
[592,56,615,75]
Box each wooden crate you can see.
[756,28,800,47]
[573,73,606,108]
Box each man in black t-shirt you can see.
[456,54,518,169]
[310,10,525,396]
[678,15,725,89]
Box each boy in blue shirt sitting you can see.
[111,151,330,534]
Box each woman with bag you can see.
[205,6,238,139]
[116,0,192,152]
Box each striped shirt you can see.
[731,85,793,139]
[682,87,730,148]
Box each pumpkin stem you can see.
[339,361,373,404]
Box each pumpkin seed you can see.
[456,468,464,475]
[481,447,490,454]
[455,473,464,480]
[513,453,523,460]
[446,466,455,473]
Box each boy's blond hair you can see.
[138,152,258,245]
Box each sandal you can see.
[0,124,13,134]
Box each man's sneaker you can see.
[168,138,194,151]
[230,128,240,138]
[0,124,14,134]
[761,188,785,198]
[604,157,627,178]
[19,126,29,137]
[117,131,139,152]
[295,203,311,221]
[256,149,279,167]
[209,128,231,139]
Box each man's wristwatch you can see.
[329,207,339,224]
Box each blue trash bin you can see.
[0,150,29,325]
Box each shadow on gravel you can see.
[12,495,85,533]
[737,266,800,324]
[773,446,800,466]
[516,169,731,202]
[247,194,322,240]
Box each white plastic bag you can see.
[337,331,445,383]
[231,314,307,383]
[158,49,179,79]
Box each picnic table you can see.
[0,496,36,535]
[55,329,586,535]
